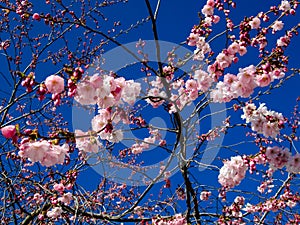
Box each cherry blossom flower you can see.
[271,21,284,33]
[265,146,291,169]
[286,153,300,173]
[47,207,62,219]
[91,109,111,132]
[74,79,98,105]
[202,4,214,17]
[121,80,141,105]
[256,73,272,87]
[19,140,50,163]
[249,17,261,29]
[277,35,290,47]
[75,129,101,153]
[45,75,65,94]
[279,0,291,12]
[58,192,73,205]
[194,69,213,92]
[238,45,247,56]
[227,42,240,55]
[74,74,141,107]
[187,32,199,46]
[101,129,123,143]
[33,193,44,204]
[41,143,69,167]
[53,183,65,193]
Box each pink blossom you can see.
[277,35,290,47]
[256,73,272,87]
[227,42,240,55]
[33,193,44,204]
[131,143,143,154]
[75,129,101,153]
[207,0,215,7]
[185,79,197,90]
[74,80,98,105]
[89,73,103,88]
[241,103,256,123]
[53,183,65,193]
[271,21,284,33]
[41,143,68,167]
[19,140,50,163]
[241,103,284,138]
[279,0,291,11]
[45,75,64,94]
[216,52,232,69]
[202,4,214,16]
[211,82,234,103]
[46,207,62,219]
[194,69,213,92]
[271,68,285,79]
[91,109,111,132]
[58,192,73,205]
[1,125,16,138]
[187,32,199,46]
[101,129,123,143]
[265,146,291,169]
[249,17,261,29]
[286,154,300,173]
[238,45,247,56]
[223,73,238,85]
[121,80,141,105]
[218,155,247,188]
[212,15,220,23]
[18,141,68,167]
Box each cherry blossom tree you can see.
[0,0,299,224]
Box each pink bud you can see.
[38,214,44,220]
[32,13,41,21]
[1,125,16,138]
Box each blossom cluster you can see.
[74,73,141,108]
[146,69,214,113]
[18,140,68,167]
[241,103,285,138]
[186,0,293,106]
[210,64,285,103]
[151,214,187,225]
[265,146,300,173]
[90,108,124,143]
[223,196,245,218]
[218,155,248,188]
[73,73,141,143]
[243,197,298,215]
[75,129,102,153]
[187,32,212,61]
[46,207,62,219]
